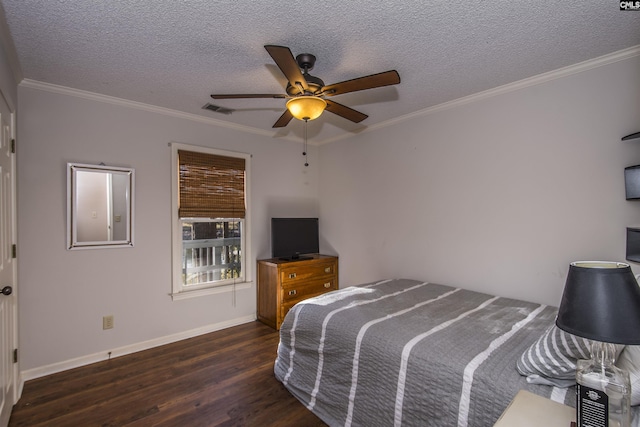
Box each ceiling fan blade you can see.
[322,70,400,97]
[264,45,309,93]
[211,94,286,99]
[325,100,368,123]
[272,109,294,128]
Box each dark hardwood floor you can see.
[9,321,328,427]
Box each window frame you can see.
[170,142,251,300]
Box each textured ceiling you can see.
[1,1,639,143]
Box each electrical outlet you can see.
[103,315,114,330]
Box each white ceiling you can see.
[1,1,639,143]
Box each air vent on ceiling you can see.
[202,103,234,115]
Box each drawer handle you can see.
[324,283,331,288]
[288,290,297,296]
[324,267,331,273]
[289,273,297,279]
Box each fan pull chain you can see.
[303,119,309,167]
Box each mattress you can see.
[274,278,575,427]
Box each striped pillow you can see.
[517,325,594,381]
[615,346,640,406]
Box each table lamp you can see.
[556,261,640,427]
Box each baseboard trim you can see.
[20,315,257,383]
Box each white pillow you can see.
[615,346,640,406]
[517,325,596,381]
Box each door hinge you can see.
[11,244,16,258]
[13,348,17,364]
[11,139,15,154]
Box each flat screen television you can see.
[271,217,319,260]
[625,165,640,200]
[627,227,640,263]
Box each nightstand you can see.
[494,390,575,427]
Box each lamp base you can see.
[575,342,631,427]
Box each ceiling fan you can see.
[210,45,401,128]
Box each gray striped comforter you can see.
[274,279,575,427]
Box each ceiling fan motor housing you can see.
[283,53,325,96]
[286,73,325,96]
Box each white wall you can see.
[17,85,319,373]
[15,49,640,377]
[319,54,640,307]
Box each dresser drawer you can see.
[281,278,337,314]
[280,262,336,287]
[282,277,336,302]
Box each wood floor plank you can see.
[9,321,327,427]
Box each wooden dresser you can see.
[257,254,338,330]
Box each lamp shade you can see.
[556,261,640,345]
[286,96,327,121]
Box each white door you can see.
[0,92,17,427]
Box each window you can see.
[171,143,251,299]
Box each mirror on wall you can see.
[67,163,135,250]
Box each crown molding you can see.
[19,45,640,147]
[18,79,298,141]
[319,45,640,145]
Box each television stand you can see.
[257,254,339,330]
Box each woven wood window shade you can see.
[178,150,246,219]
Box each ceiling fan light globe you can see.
[286,96,327,121]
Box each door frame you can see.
[0,89,20,424]
[9,97,18,405]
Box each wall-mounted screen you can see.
[625,165,640,200]
[627,227,640,263]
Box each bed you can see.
[274,278,579,427]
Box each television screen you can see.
[627,227,640,263]
[271,218,319,260]
[625,165,640,200]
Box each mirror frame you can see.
[67,162,135,250]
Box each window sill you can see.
[171,281,253,301]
